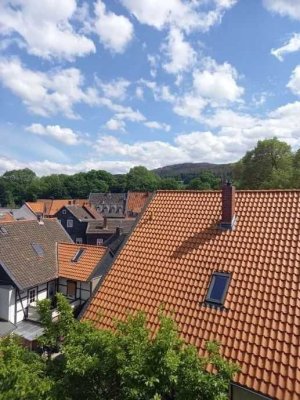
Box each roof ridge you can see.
[156,189,300,193]
[58,242,107,250]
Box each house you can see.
[37,199,87,217]
[81,185,300,400]
[55,204,101,244]
[57,243,113,314]
[0,219,110,346]
[0,219,72,345]
[89,193,126,217]
[125,191,152,217]
[86,217,135,247]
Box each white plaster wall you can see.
[0,285,15,323]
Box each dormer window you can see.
[206,272,230,306]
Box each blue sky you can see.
[0,0,300,175]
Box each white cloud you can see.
[122,0,237,33]
[263,0,300,20]
[193,59,244,103]
[94,0,134,53]
[135,87,144,99]
[0,0,95,60]
[287,65,300,96]
[144,121,171,131]
[173,94,207,121]
[162,28,196,74]
[26,123,80,145]
[97,78,130,100]
[147,54,160,77]
[0,58,87,118]
[105,119,126,131]
[271,33,300,61]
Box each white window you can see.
[67,219,73,228]
[62,209,67,215]
[76,237,83,244]
[28,288,37,304]
[96,238,103,245]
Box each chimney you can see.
[220,181,236,230]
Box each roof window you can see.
[0,226,8,235]
[206,272,230,306]
[31,242,44,257]
[71,248,85,263]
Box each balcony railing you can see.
[27,298,81,322]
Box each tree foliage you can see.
[1,295,239,400]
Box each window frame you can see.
[62,209,67,215]
[67,219,73,228]
[96,238,104,245]
[206,272,231,306]
[66,280,77,300]
[28,287,37,304]
[76,237,83,244]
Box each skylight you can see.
[31,242,44,257]
[0,226,8,235]
[206,272,230,305]
[71,248,85,263]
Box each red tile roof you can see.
[25,201,45,214]
[126,192,151,215]
[0,212,14,222]
[83,190,300,400]
[37,199,87,216]
[58,243,107,282]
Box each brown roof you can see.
[83,204,103,220]
[26,201,45,214]
[0,212,14,222]
[37,199,87,216]
[65,205,95,221]
[126,192,151,215]
[0,219,72,289]
[82,190,300,400]
[58,243,107,282]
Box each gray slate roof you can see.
[86,218,135,234]
[0,219,72,289]
[66,205,96,221]
[89,193,126,216]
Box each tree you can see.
[126,166,159,191]
[293,149,300,188]
[237,138,294,189]
[0,336,53,400]
[187,171,220,190]
[158,178,182,190]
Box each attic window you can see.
[32,243,44,257]
[71,248,85,263]
[206,272,230,306]
[0,226,8,235]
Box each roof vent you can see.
[220,181,236,230]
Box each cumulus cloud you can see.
[271,33,300,61]
[94,0,134,53]
[0,58,87,118]
[263,0,300,20]
[105,118,126,131]
[162,28,196,74]
[26,123,80,145]
[0,0,95,60]
[287,65,300,96]
[193,59,244,103]
[144,121,171,131]
[121,0,237,33]
[97,78,130,100]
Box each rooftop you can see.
[58,243,107,282]
[82,189,300,400]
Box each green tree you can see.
[0,336,53,400]
[238,138,293,189]
[293,148,300,188]
[159,178,181,190]
[126,166,159,191]
[187,171,220,190]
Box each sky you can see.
[0,0,300,176]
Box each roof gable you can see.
[0,219,72,289]
[83,190,300,400]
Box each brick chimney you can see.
[220,181,236,230]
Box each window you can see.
[28,287,37,304]
[62,209,67,214]
[206,273,230,305]
[31,242,44,257]
[76,237,83,244]
[67,281,76,299]
[67,219,73,228]
[71,248,85,262]
[96,238,103,245]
